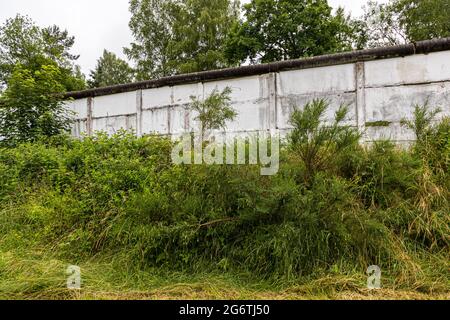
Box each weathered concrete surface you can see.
[66,41,450,143]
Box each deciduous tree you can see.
[126,0,239,80]
[361,0,450,47]
[0,64,73,146]
[224,0,363,64]
[89,50,135,88]
[397,0,450,41]
[188,87,237,139]
[0,14,85,91]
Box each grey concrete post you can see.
[136,89,143,136]
[355,62,366,141]
[87,97,93,136]
[267,72,278,132]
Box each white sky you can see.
[0,0,387,75]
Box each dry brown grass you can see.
[63,287,450,301]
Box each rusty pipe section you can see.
[64,37,450,100]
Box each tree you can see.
[361,0,407,47]
[401,104,449,179]
[288,99,360,184]
[165,0,240,74]
[188,87,237,139]
[224,0,362,65]
[361,0,450,47]
[0,64,73,146]
[0,14,85,91]
[125,0,172,79]
[126,0,239,80]
[88,50,135,88]
[396,0,450,41]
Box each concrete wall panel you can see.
[65,50,450,143]
[277,92,357,130]
[92,115,136,135]
[365,51,450,87]
[278,64,355,95]
[66,98,88,120]
[365,82,450,123]
[92,92,136,118]
[142,86,172,110]
[142,108,169,135]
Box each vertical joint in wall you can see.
[267,72,278,133]
[355,62,366,142]
[167,86,174,136]
[136,89,143,136]
[87,97,93,136]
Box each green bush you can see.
[0,101,448,286]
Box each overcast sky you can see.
[0,0,387,76]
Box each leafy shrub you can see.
[288,99,361,184]
[0,101,448,285]
[0,64,73,147]
[402,105,449,179]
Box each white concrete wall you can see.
[67,50,450,143]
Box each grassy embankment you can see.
[0,101,448,300]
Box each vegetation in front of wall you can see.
[0,64,74,147]
[365,121,392,127]
[0,100,449,300]
[188,86,237,139]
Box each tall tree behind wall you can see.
[0,14,85,92]
[89,50,135,88]
[397,0,450,41]
[224,0,364,65]
[126,0,240,80]
[361,0,450,48]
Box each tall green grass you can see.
[0,101,448,298]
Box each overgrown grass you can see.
[0,101,448,300]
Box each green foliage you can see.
[0,102,448,290]
[88,50,135,88]
[356,140,419,209]
[188,87,237,137]
[124,0,450,76]
[126,0,239,79]
[125,0,172,79]
[402,104,449,183]
[0,64,73,146]
[365,121,391,127]
[225,0,363,64]
[0,15,86,146]
[288,99,361,184]
[396,0,450,41]
[165,0,240,74]
[361,0,450,47]
[428,118,450,178]
[361,0,407,47]
[0,14,85,91]
[401,104,442,144]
